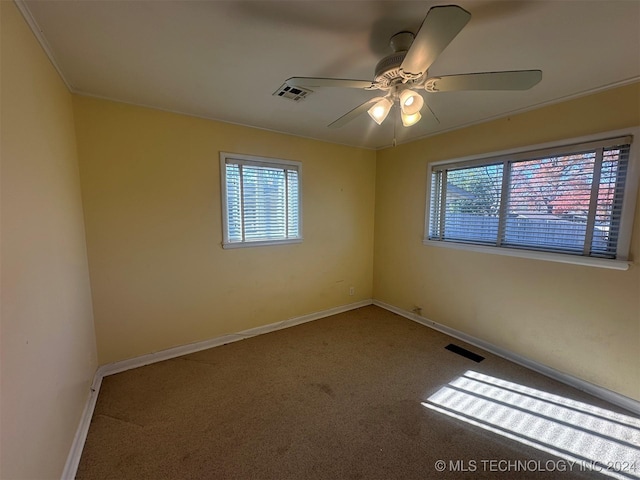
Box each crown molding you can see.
[13,0,74,92]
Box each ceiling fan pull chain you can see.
[393,106,397,147]
[426,103,441,124]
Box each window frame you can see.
[220,152,303,249]
[423,128,639,270]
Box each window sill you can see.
[222,238,303,249]
[422,239,631,271]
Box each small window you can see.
[220,152,302,248]
[425,132,637,268]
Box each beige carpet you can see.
[76,306,639,479]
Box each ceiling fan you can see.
[283,5,542,129]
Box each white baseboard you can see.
[61,374,103,479]
[61,299,372,479]
[63,297,638,478]
[97,299,373,377]
[373,299,640,416]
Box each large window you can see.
[220,152,301,248]
[425,132,637,268]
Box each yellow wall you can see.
[3,4,639,476]
[0,2,98,478]
[73,96,376,364]
[374,83,640,401]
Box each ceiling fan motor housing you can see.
[374,51,407,86]
[374,31,418,86]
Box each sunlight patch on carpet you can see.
[422,370,640,480]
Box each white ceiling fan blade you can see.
[401,5,471,77]
[424,70,543,92]
[286,77,374,89]
[328,98,379,128]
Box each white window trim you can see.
[220,152,303,249]
[423,127,640,270]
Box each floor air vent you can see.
[273,83,313,102]
[445,344,485,363]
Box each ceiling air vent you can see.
[273,83,313,102]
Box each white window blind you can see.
[427,135,633,261]
[221,153,301,248]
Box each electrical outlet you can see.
[349,286,355,296]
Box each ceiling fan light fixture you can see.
[285,5,542,135]
[399,90,424,115]
[401,110,422,127]
[367,97,393,125]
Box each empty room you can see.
[2,1,640,479]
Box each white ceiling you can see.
[19,0,640,149]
